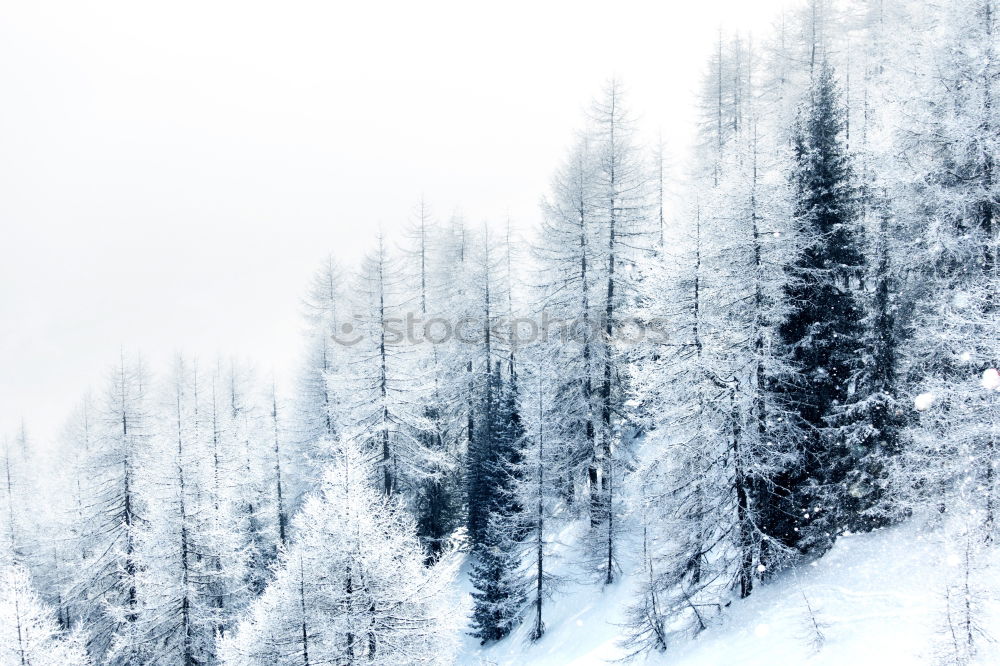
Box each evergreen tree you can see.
[464,226,521,549]
[468,360,526,643]
[777,61,867,553]
[834,0,911,531]
[468,512,524,644]
[830,201,905,531]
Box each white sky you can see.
[0,0,788,444]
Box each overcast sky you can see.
[0,0,788,444]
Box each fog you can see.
[0,0,787,444]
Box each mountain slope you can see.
[458,521,1000,665]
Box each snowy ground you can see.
[457,521,1000,665]
[457,519,642,665]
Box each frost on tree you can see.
[0,562,91,666]
[220,440,459,665]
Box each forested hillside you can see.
[2,0,998,663]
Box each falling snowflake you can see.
[981,368,1000,391]
[914,392,935,411]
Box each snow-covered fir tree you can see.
[776,60,869,553]
[467,361,526,643]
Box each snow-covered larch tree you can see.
[219,439,460,665]
[0,561,91,666]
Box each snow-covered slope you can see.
[458,521,1000,665]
